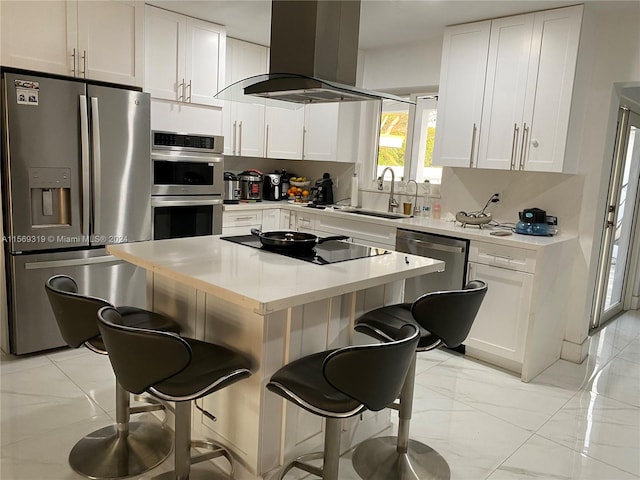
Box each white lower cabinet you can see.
[315,215,396,249]
[465,241,536,376]
[222,210,262,236]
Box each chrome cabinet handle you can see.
[178,78,184,101]
[519,123,529,170]
[409,239,465,254]
[302,127,307,159]
[469,123,477,167]
[232,121,237,155]
[186,80,192,102]
[510,123,519,169]
[79,95,90,238]
[71,48,77,76]
[238,121,243,155]
[81,50,87,78]
[265,123,269,157]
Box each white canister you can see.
[350,173,359,207]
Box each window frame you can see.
[366,92,439,189]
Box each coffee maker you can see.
[312,173,334,205]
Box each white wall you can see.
[361,39,443,93]
[359,2,640,362]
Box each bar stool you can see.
[351,280,488,480]
[45,274,181,479]
[97,305,252,480]
[267,323,420,480]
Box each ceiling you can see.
[146,0,581,49]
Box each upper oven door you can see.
[151,151,224,195]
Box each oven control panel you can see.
[153,131,223,153]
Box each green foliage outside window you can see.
[378,111,408,167]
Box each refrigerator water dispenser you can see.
[29,167,71,227]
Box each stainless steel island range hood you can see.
[215,0,412,105]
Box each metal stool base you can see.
[69,420,173,479]
[352,436,450,480]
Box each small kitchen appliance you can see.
[263,172,282,201]
[280,169,291,200]
[239,170,263,201]
[515,208,553,236]
[223,172,241,204]
[312,172,334,205]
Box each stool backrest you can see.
[411,280,487,348]
[44,274,110,348]
[323,323,419,411]
[97,306,191,395]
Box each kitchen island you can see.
[107,235,444,480]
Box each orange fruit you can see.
[302,190,309,196]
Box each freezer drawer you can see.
[7,248,146,354]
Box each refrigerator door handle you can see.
[79,95,91,238]
[24,255,123,270]
[90,96,101,238]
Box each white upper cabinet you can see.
[433,21,491,168]
[303,102,360,162]
[265,106,304,159]
[477,13,536,170]
[223,38,267,156]
[522,6,582,172]
[1,0,143,86]
[145,5,225,106]
[434,5,583,172]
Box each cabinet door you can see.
[1,0,76,76]
[303,103,339,160]
[265,106,304,159]
[77,1,143,86]
[184,17,225,106]
[145,5,185,101]
[234,103,266,157]
[466,262,532,364]
[477,13,535,170]
[225,37,268,86]
[433,21,491,167]
[522,5,582,173]
[261,209,281,231]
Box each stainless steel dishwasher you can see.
[396,228,469,302]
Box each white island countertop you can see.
[107,236,444,315]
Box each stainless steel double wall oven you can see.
[151,131,224,240]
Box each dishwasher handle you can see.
[405,239,466,254]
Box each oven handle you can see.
[151,152,223,163]
[151,196,224,207]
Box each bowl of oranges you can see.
[287,185,311,203]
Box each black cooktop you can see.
[221,235,390,265]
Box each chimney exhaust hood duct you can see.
[215,0,413,105]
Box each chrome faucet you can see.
[378,167,398,212]
[406,179,419,216]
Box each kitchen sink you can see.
[340,208,412,220]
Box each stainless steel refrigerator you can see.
[1,70,151,354]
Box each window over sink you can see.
[372,94,442,188]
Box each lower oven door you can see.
[152,196,223,240]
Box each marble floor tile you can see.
[586,356,640,407]
[486,434,638,480]
[2,309,639,480]
[537,390,640,476]
[415,354,576,431]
